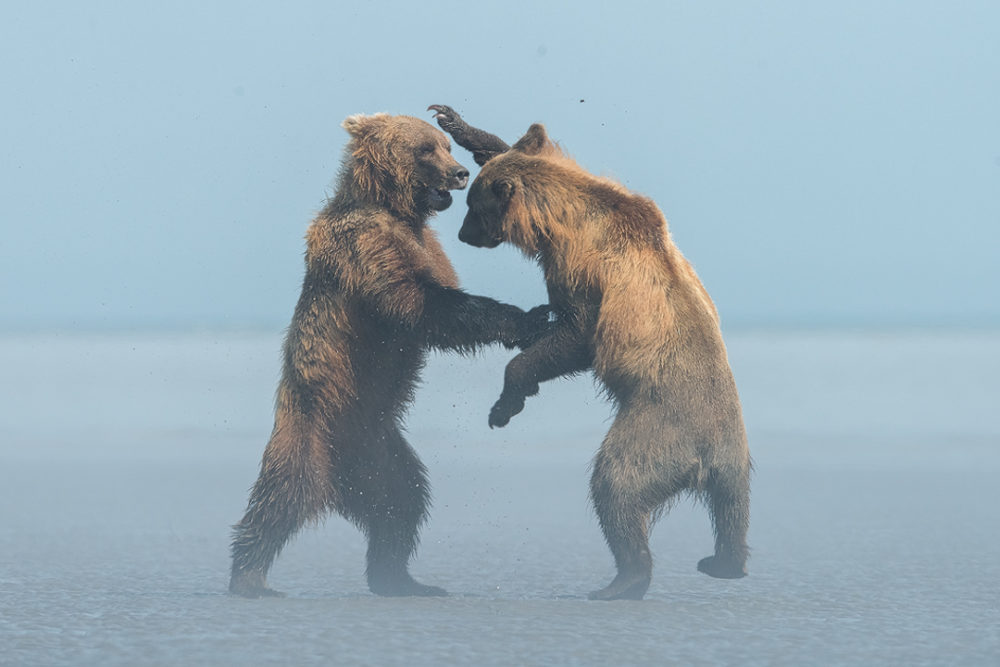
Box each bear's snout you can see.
[449,165,470,190]
[459,215,501,248]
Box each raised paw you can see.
[427,104,465,132]
[489,393,526,429]
[697,555,747,579]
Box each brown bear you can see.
[229,112,546,598]
[431,106,751,601]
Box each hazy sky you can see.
[2,1,997,330]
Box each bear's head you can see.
[341,113,469,221]
[460,123,564,253]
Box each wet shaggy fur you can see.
[433,107,751,601]
[229,113,544,598]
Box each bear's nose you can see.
[451,166,470,189]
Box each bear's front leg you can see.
[427,104,511,167]
[489,354,539,428]
[487,323,593,428]
[512,304,554,350]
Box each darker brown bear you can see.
[229,113,544,598]
[433,107,751,601]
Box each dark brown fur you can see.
[229,113,545,598]
[435,109,751,600]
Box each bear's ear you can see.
[492,178,514,204]
[341,112,389,138]
[511,124,551,155]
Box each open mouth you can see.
[426,186,453,211]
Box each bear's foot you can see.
[697,555,747,579]
[587,572,651,601]
[368,573,447,598]
[229,572,286,598]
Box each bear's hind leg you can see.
[697,462,750,579]
[588,413,699,601]
[230,415,335,598]
[588,449,657,601]
[587,485,653,602]
[341,428,446,597]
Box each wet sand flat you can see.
[1,331,998,665]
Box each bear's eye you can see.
[418,144,436,155]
